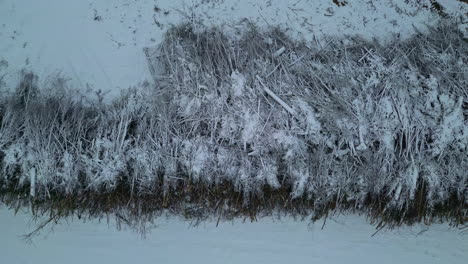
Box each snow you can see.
[0,1,467,261]
[0,207,466,264]
[1,0,466,99]
[230,70,246,97]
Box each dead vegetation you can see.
[0,21,467,234]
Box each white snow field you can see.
[1,0,467,99]
[0,207,467,264]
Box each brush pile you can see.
[0,21,466,226]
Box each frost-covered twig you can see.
[256,75,298,117]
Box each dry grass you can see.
[0,20,467,235]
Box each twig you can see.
[321,212,328,230]
[143,47,159,84]
[266,64,281,78]
[273,46,286,58]
[371,221,387,237]
[256,75,298,118]
[288,54,306,67]
[22,215,56,242]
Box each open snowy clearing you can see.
[0,207,466,264]
[1,0,467,99]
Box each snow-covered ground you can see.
[0,207,466,264]
[1,1,467,263]
[1,0,467,98]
